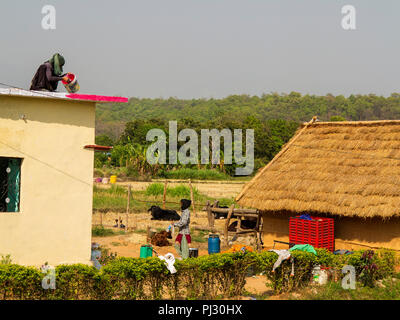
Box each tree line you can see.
[95,92,400,177]
[95,117,299,177]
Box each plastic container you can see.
[102,177,109,184]
[91,243,102,270]
[312,265,328,285]
[62,73,80,93]
[140,245,153,258]
[208,234,220,254]
[189,248,198,258]
[110,175,117,184]
[289,215,334,251]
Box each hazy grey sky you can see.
[0,1,399,98]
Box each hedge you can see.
[0,249,396,300]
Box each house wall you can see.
[262,212,400,251]
[0,95,95,265]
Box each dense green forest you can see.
[95,117,299,179]
[95,92,400,179]
[96,92,400,139]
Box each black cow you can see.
[213,207,234,219]
[227,220,257,232]
[148,206,181,221]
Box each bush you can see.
[158,168,231,180]
[0,249,396,300]
[0,254,12,265]
[145,183,200,199]
[0,264,43,299]
[92,226,122,237]
[145,183,164,196]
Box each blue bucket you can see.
[208,234,220,254]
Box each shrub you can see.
[158,168,231,180]
[0,249,396,300]
[92,226,116,237]
[145,183,200,199]
[0,264,43,300]
[97,247,118,266]
[145,183,164,196]
[0,254,12,265]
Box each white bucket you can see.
[62,73,80,93]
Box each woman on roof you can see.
[30,53,69,92]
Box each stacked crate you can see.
[289,216,334,251]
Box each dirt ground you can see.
[92,210,259,257]
[92,179,256,259]
[92,204,267,299]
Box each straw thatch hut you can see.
[236,119,400,251]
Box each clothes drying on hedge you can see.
[158,253,177,274]
[269,249,291,272]
[289,244,317,255]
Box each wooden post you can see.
[210,203,215,228]
[206,201,212,228]
[146,226,151,244]
[163,180,168,209]
[126,185,131,232]
[189,179,196,217]
[224,204,235,247]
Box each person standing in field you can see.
[173,199,191,259]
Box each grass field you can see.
[93,183,236,213]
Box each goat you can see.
[148,206,180,221]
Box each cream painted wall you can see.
[0,95,95,266]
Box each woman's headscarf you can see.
[180,199,191,211]
[48,53,65,76]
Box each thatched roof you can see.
[236,119,400,219]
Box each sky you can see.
[0,0,399,99]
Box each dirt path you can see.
[93,211,227,257]
[92,207,259,257]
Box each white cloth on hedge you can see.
[269,249,291,272]
[158,253,177,274]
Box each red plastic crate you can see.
[289,216,334,251]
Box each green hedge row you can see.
[0,249,396,300]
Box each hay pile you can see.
[237,120,400,218]
[151,231,172,247]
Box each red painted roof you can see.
[84,145,113,151]
[66,94,128,103]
